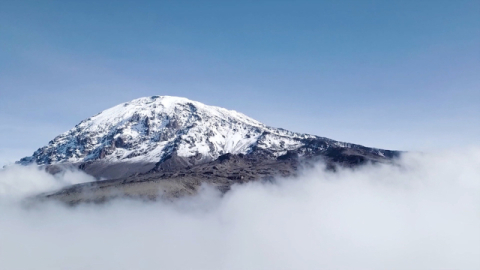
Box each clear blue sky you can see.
[0,0,479,166]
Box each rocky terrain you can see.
[19,96,400,203]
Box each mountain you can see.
[19,96,399,203]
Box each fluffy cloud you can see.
[0,165,94,201]
[0,148,479,270]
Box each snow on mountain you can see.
[19,96,338,167]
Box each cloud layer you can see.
[0,165,95,201]
[0,149,479,270]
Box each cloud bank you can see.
[0,165,95,201]
[0,148,479,270]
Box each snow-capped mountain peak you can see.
[19,96,396,179]
[19,96,313,166]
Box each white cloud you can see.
[0,148,479,270]
[0,165,95,201]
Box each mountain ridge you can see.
[19,96,399,199]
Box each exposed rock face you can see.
[40,149,393,205]
[19,96,398,180]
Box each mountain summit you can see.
[20,96,397,180]
[20,96,314,165]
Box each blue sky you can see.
[0,0,479,166]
